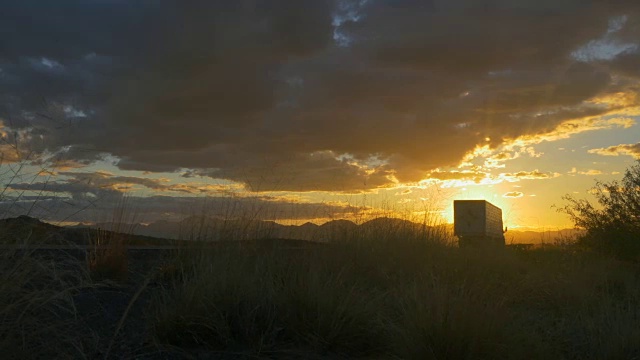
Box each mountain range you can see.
[0,215,580,245]
[70,216,443,242]
[70,216,581,244]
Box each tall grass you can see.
[151,236,509,359]
[151,240,390,357]
[2,197,640,359]
[87,226,129,282]
[148,225,640,359]
[0,243,89,358]
[0,126,93,358]
[87,195,139,282]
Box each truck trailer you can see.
[453,200,505,247]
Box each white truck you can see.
[453,200,506,247]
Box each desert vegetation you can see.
[145,235,640,360]
[1,162,640,359]
[2,217,640,359]
[559,160,640,261]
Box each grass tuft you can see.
[87,228,129,282]
[0,246,88,359]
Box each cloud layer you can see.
[1,171,362,223]
[2,0,640,192]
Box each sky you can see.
[1,0,640,230]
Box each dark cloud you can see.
[0,192,363,225]
[198,151,394,192]
[348,0,613,73]
[475,62,611,113]
[5,171,244,202]
[1,0,639,192]
[2,169,365,222]
[610,50,640,78]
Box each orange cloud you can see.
[499,169,560,181]
[507,116,636,147]
[503,191,524,198]
[424,168,560,189]
[427,170,490,182]
[0,144,21,163]
[579,169,603,175]
[588,143,640,159]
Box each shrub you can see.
[558,160,640,261]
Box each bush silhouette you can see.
[559,160,640,261]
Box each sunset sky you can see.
[1,1,640,230]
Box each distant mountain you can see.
[0,215,64,244]
[68,216,451,242]
[7,215,582,245]
[360,217,426,233]
[2,215,177,246]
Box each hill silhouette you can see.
[3,215,579,245]
[70,216,441,242]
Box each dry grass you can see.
[2,206,640,359]
[150,240,390,357]
[86,196,139,282]
[147,230,640,359]
[86,227,129,282]
[0,244,89,359]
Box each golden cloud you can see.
[0,144,21,163]
[588,143,640,159]
[579,169,603,175]
[507,116,636,147]
[499,170,561,181]
[424,167,560,188]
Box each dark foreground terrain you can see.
[6,241,337,359]
[3,216,640,360]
